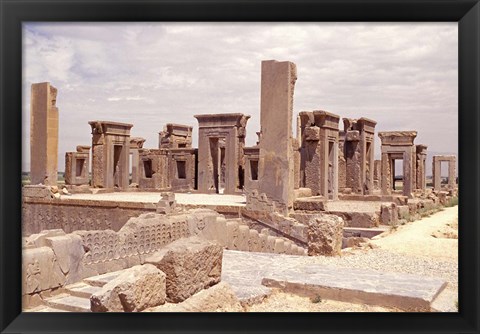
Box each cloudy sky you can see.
[22,22,458,174]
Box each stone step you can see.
[27,305,68,312]
[65,282,103,298]
[261,265,447,312]
[83,271,124,287]
[45,294,91,312]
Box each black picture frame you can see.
[1,0,479,333]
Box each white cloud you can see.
[22,22,457,174]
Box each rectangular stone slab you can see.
[261,265,447,311]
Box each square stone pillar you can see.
[415,145,427,191]
[30,82,59,186]
[129,137,146,185]
[255,60,297,214]
[299,110,340,199]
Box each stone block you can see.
[345,130,360,141]
[148,282,242,312]
[22,247,66,295]
[90,264,166,312]
[307,214,344,256]
[273,239,285,254]
[45,234,85,284]
[266,236,276,253]
[259,233,268,252]
[145,236,223,302]
[381,203,398,225]
[237,225,250,251]
[225,221,239,250]
[397,205,410,220]
[248,230,260,252]
[304,126,320,141]
[23,185,52,199]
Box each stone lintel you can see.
[194,113,250,128]
[378,131,417,146]
[432,155,456,162]
[244,147,260,157]
[76,145,91,153]
[129,137,146,149]
[357,117,377,134]
[88,120,133,136]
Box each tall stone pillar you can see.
[432,156,442,190]
[255,60,297,214]
[415,144,427,191]
[30,82,59,186]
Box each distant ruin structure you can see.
[298,110,340,199]
[129,137,146,185]
[378,131,417,198]
[159,123,192,149]
[432,155,456,190]
[339,118,377,195]
[88,121,133,189]
[30,82,59,186]
[64,145,90,186]
[194,114,249,194]
[415,144,428,191]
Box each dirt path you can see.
[248,206,458,312]
[371,206,458,261]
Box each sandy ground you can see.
[247,206,458,312]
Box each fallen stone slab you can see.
[261,265,447,311]
[147,282,243,312]
[145,236,223,302]
[90,264,166,312]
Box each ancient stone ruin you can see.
[23,61,458,313]
[30,82,59,186]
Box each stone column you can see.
[402,147,415,197]
[415,145,427,191]
[256,60,297,214]
[381,153,391,195]
[448,158,456,188]
[432,156,442,190]
[30,82,59,186]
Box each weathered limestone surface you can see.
[89,121,133,189]
[30,82,59,186]
[22,246,65,294]
[380,203,398,226]
[138,148,169,190]
[65,145,90,185]
[145,236,223,302]
[147,282,243,312]
[129,137,146,185]
[299,111,340,199]
[90,264,166,312]
[248,60,297,214]
[221,250,447,311]
[340,118,377,195]
[23,185,53,199]
[307,214,344,256]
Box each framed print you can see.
[1,0,479,333]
